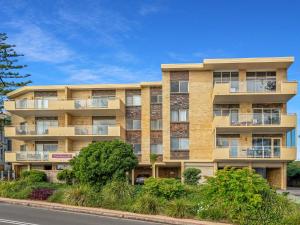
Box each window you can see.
[133,144,141,155]
[246,71,276,92]
[171,109,188,122]
[151,95,162,104]
[126,119,141,130]
[35,141,58,152]
[171,138,189,150]
[286,129,296,147]
[170,81,189,93]
[151,120,162,130]
[150,144,163,154]
[36,117,58,135]
[126,95,141,106]
[213,71,239,92]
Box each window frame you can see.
[126,119,141,130]
[150,119,162,130]
[171,109,189,122]
[170,80,189,93]
[126,95,141,106]
[171,137,189,151]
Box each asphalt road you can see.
[0,203,161,225]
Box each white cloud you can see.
[10,23,74,64]
[139,3,163,16]
[62,64,160,84]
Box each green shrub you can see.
[165,198,197,218]
[0,180,32,199]
[20,170,47,183]
[183,168,201,185]
[133,194,165,215]
[100,180,135,210]
[63,185,101,207]
[47,188,66,203]
[197,167,300,225]
[71,140,138,186]
[142,177,185,200]
[57,169,74,185]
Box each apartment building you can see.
[4,57,297,189]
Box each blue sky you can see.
[1,0,300,157]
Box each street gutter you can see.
[0,197,231,225]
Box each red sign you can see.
[52,154,73,159]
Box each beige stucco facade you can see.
[4,57,297,189]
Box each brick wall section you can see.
[150,87,163,158]
[126,90,142,157]
[170,123,189,137]
[150,104,162,119]
[126,107,141,119]
[170,72,190,160]
[170,71,189,81]
[170,94,189,110]
[150,131,162,144]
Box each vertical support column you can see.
[181,161,185,183]
[131,169,135,185]
[116,89,126,140]
[141,87,151,164]
[152,164,156,178]
[281,162,287,190]
[162,72,171,161]
[213,162,218,175]
[239,69,247,92]
[27,164,31,171]
[276,68,287,91]
[248,162,252,171]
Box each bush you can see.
[0,180,32,199]
[47,188,65,203]
[63,185,101,207]
[165,198,197,218]
[197,167,300,225]
[57,169,74,185]
[183,168,201,185]
[30,188,54,200]
[142,177,185,200]
[100,180,135,210]
[71,140,138,186]
[133,194,165,215]
[20,170,47,183]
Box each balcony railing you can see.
[213,80,297,94]
[213,113,296,129]
[7,97,120,110]
[15,125,58,135]
[16,151,49,161]
[215,146,288,159]
[74,97,116,109]
[5,125,122,138]
[229,113,281,126]
[74,125,116,135]
[15,99,55,109]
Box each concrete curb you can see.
[0,197,231,225]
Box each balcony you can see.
[213,146,296,161]
[5,151,78,163]
[213,81,297,103]
[4,125,123,141]
[213,113,296,133]
[4,97,123,116]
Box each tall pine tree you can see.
[0,33,31,110]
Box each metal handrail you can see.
[215,145,281,158]
[228,112,281,126]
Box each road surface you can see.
[0,203,161,225]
